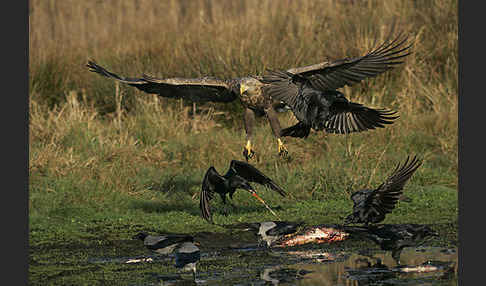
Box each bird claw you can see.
[278,148,289,159]
[243,148,255,162]
[277,139,290,159]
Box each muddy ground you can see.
[29,222,458,285]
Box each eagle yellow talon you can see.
[277,138,289,158]
[243,140,255,161]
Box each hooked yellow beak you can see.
[240,83,249,95]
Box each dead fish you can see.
[275,225,350,247]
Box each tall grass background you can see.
[29,0,458,235]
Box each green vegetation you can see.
[29,0,457,285]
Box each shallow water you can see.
[89,244,457,285]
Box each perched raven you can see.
[133,233,201,281]
[174,241,201,281]
[346,224,438,265]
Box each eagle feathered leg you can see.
[265,107,289,159]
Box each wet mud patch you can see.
[29,223,458,285]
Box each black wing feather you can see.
[175,247,200,268]
[266,221,303,236]
[368,155,423,215]
[261,71,323,126]
[280,121,312,138]
[325,102,399,134]
[286,31,412,91]
[229,160,286,197]
[261,69,302,107]
[199,167,224,223]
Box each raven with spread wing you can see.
[86,29,411,161]
[344,155,423,226]
[261,31,411,138]
[199,160,285,223]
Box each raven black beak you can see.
[247,189,281,220]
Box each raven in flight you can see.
[199,160,285,223]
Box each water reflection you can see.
[290,247,458,286]
[88,241,457,285]
[344,258,398,285]
[260,265,313,285]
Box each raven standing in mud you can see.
[174,241,201,281]
[346,224,439,265]
[132,233,201,281]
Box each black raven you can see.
[344,155,422,226]
[260,31,411,139]
[199,160,285,223]
[347,224,439,265]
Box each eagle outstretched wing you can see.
[86,60,238,103]
[286,30,412,91]
[229,160,286,197]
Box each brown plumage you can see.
[87,29,411,160]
